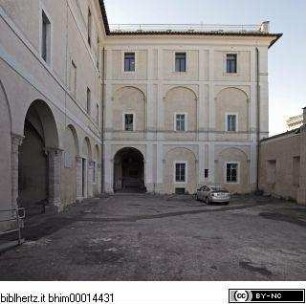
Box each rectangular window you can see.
[175,52,186,72]
[226,54,237,73]
[41,11,51,63]
[86,88,91,114]
[204,169,209,178]
[87,8,92,46]
[175,163,186,182]
[124,114,134,131]
[175,114,186,131]
[70,60,77,95]
[96,104,99,125]
[226,163,238,183]
[227,114,237,132]
[124,52,135,72]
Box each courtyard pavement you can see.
[0,194,306,280]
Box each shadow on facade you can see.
[18,100,60,217]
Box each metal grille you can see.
[0,208,25,252]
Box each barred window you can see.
[226,163,238,183]
[175,163,186,182]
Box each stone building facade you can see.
[0,0,105,224]
[0,0,282,229]
[103,26,281,195]
[259,108,306,205]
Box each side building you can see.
[103,24,281,194]
[0,0,106,223]
[259,107,306,205]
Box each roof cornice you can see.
[99,1,282,48]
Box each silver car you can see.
[195,185,231,204]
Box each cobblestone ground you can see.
[0,194,306,280]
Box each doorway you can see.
[113,147,145,192]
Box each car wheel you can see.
[223,201,229,205]
[205,196,210,205]
[195,194,199,201]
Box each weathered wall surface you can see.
[259,132,306,204]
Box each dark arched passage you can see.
[19,100,59,216]
[113,147,145,192]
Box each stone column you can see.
[75,156,83,201]
[11,133,23,210]
[87,160,94,198]
[104,143,113,193]
[297,107,306,205]
[145,143,154,192]
[48,148,62,211]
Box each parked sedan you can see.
[195,185,231,204]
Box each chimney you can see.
[260,21,270,33]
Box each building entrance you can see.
[113,147,145,192]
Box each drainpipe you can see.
[101,47,106,193]
[256,47,260,192]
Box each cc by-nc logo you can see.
[233,290,253,302]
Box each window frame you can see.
[225,112,238,132]
[87,7,92,46]
[174,112,188,132]
[226,53,238,74]
[175,52,187,72]
[123,112,135,131]
[86,87,91,115]
[123,52,136,72]
[174,161,188,183]
[40,8,52,65]
[225,162,240,184]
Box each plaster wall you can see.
[0,0,105,221]
[259,134,303,202]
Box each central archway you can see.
[113,147,145,193]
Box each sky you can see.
[104,0,306,135]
